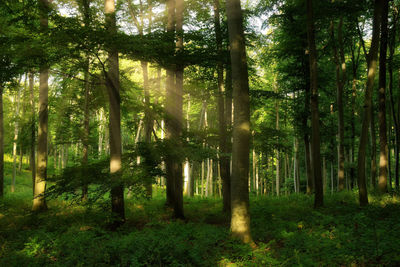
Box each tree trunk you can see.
[142,60,153,198]
[378,0,389,193]
[306,0,323,208]
[227,0,253,244]
[33,0,49,211]
[331,18,346,191]
[105,0,124,226]
[173,0,184,218]
[12,85,22,193]
[275,82,280,196]
[29,73,36,196]
[388,7,399,190]
[214,0,230,213]
[304,112,313,194]
[371,103,378,188]
[82,58,90,200]
[357,0,382,206]
[0,86,3,198]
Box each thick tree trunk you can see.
[165,0,175,207]
[173,0,184,219]
[357,0,382,206]
[105,0,124,225]
[378,0,389,193]
[304,103,313,194]
[33,0,50,211]
[227,0,253,244]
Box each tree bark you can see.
[306,0,323,208]
[105,0,124,225]
[12,84,22,193]
[214,0,231,213]
[331,18,346,191]
[0,86,3,198]
[29,73,36,196]
[388,6,399,190]
[33,0,49,211]
[378,0,389,193]
[227,0,253,244]
[357,0,382,206]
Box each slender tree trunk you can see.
[275,82,280,196]
[98,108,104,157]
[388,7,399,189]
[142,60,153,197]
[357,0,382,206]
[306,0,323,208]
[214,0,230,212]
[29,73,36,195]
[0,86,3,198]
[331,18,346,191]
[12,86,21,193]
[378,0,389,193]
[82,58,90,200]
[227,0,253,244]
[105,0,124,225]
[371,103,378,188]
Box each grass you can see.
[1,161,400,266]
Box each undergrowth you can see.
[1,162,400,266]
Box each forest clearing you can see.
[1,0,400,266]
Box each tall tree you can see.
[29,73,36,196]
[0,85,3,198]
[79,0,91,201]
[306,0,323,208]
[357,0,382,206]
[226,0,253,244]
[214,0,230,213]
[165,0,175,207]
[331,17,346,191]
[33,0,50,211]
[105,0,125,225]
[173,0,184,219]
[378,0,389,193]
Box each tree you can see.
[226,0,253,244]
[378,0,389,193]
[357,0,382,206]
[214,0,230,213]
[306,0,323,208]
[0,85,3,198]
[33,0,50,212]
[331,17,346,191]
[105,0,125,226]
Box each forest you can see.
[1,0,400,266]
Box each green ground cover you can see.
[1,163,400,266]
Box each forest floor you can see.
[1,162,400,266]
